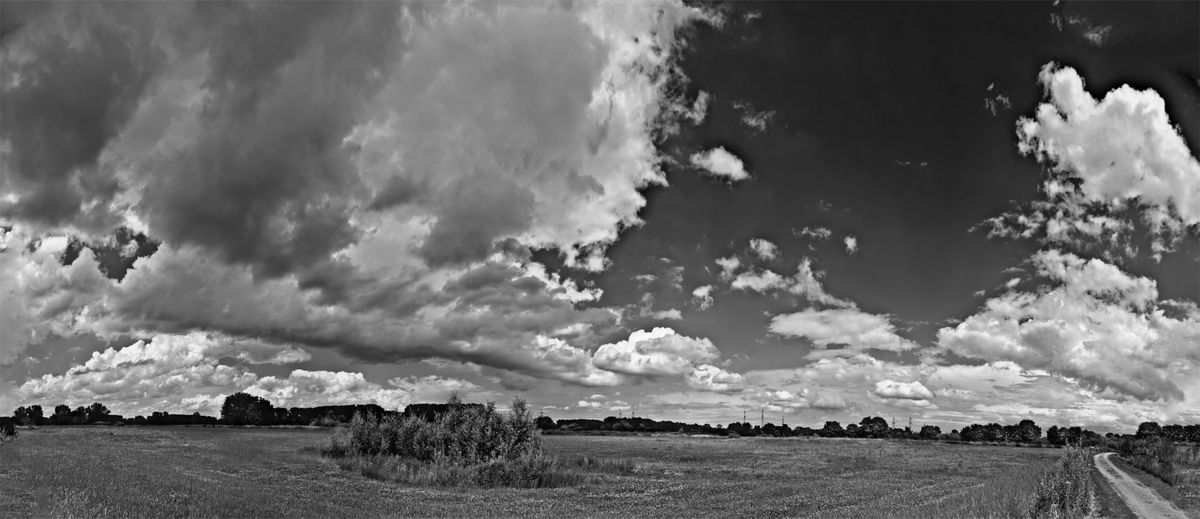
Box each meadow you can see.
[0,425,1083,518]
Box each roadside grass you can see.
[1028,447,1093,519]
[1,427,1066,518]
[1113,453,1200,517]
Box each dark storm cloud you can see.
[137,2,405,277]
[0,2,162,229]
[418,175,536,267]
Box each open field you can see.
[1,426,1068,518]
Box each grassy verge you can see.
[1028,447,1094,519]
[1111,455,1200,517]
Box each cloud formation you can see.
[938,249,1200,402]
[592,327,739,392]
[770,309,918,354]
[690,147,751,182]
[0,1,730,405]
[873,380,934,400]
[988,64,1200,260]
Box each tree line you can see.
[3,393,490,432]
[7,396,1200,447]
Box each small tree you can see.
[1016,419,1042,443]
[221,392,275,425]
[1136,422,1162,439]
[820,421,844,437]
[85,402,110,423]
[27,405,44,425]
[919,424,941,440]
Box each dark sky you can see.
[2,1,1198,431]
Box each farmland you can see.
[0,426,1074,518]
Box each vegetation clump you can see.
[1029,447,1094,519]
[316,395,620,488]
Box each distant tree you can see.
[534,416,556,430]
[845,423,860,437]
[1136,422,1162,439]
[0,417,14,437]
[85,402,110,423]
[820,421,844,438]
[1047,425,1062,446]
[919,425,941,440]
[1016,419,1041,443]
[13,406,29,426]
[27,405,44,425]
[858,416,889,438]
[221,392,275,425]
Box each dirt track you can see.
[1093,452,1190,519]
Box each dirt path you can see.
[1093,452,1190,519]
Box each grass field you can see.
[1,426,1068,518]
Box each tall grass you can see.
[315,396,630,488]
[1029,447,1094,519]
[1124,438,1187,486]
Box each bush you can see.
[314,396,625,488]
[1029,447,1094,519]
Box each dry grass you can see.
[1,426,1066,518]
[1113,448,1200,517]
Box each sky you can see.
[1,0,1198,433]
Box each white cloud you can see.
[387,375,480,403]
[715,256,741,280]
[873,379,934,400]
[732,100,775,133]
[769,308,918,353]
[794,227,832,240]
[1008,64,1200,256]
[0,1,723,409]
[937,249,1200,402]
[687,364,745,392]
[843,235,858,255]
[692,284,714,310]
[748,238,778,260]
[731,269,788,293]
[592,327,719,377]
[690,147,750,182]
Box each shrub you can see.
[1029,447,1094,519]
[314,396,625,488]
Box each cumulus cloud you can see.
[770,308,918,353]
[690,147,750,181]
[715,255,741,280]
[692,284,714,310]
[748,238,778,260]
[938,249,1200,402]
[16,333,298,414]
[592,327,719,377]
[873,380,934,400]
[0,1,727,407]
[687,364,745,392]
[989,64,1200,260]
[842,236,858,255]
[731,269,788,292]
[719,245,852,308]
